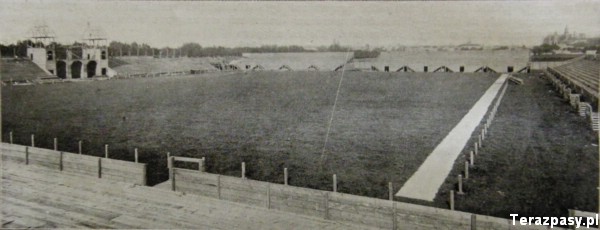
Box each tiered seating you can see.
[550,58,599,97]
[1,58,51,82]
[230,52,353,71]
[1,156,363,229]
[111,57,220,76]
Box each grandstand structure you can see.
[110,56,220,77]
[547,56,600,131]
[17,24,113,81]
[229,52,354,71]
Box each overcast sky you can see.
[1,0,599,48]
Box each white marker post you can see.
[78,141,82,154]
[333,174,337,193]
[104,144,109,158]
[134,148,139,163]
[464,161,469,179]
[284,168,288,185]
[470,151,474,166]
[54,138,57,151]
[31,134,35,147]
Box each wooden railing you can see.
[0,142,147,185]
[166,156,559,230]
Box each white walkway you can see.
[396,74,509,201]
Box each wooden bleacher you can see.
[548,58,599,103]
[0,148,368,229]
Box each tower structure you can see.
[27,23,57,75]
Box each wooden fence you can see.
[0,143,147,185]
[167,158,554,230]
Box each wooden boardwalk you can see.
[1,160,376,229]
[396,74,509,201]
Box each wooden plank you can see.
[269,199,324,217]
[100,157,145,168]
[175,182,219,198]
[100,166,145,178]
[173,156,202,163]
[100,174,144,185]
[61,153,99,163]
[219,189,266,207]
[0,143,26,152]
[328,208,393,229]
[1,152,26,164]
[174,169,218,184]
[330,192,393,209]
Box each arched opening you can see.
[56,61,67,79]
[87,61,97,78]
[71,61,82,79]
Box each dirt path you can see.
[396,74,509,201]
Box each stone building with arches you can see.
[26,23,112,79]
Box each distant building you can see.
[543,26,587,46]
[26,23,112,79]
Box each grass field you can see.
[433,73,598,218]
[2,71,497,199]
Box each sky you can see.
[1,0,599,48]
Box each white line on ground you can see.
[319,52,351,166]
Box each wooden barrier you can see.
[169,165,551,229]
[0,143,147,185]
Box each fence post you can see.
[9,131,12,144]
[167,152,171,168]
[54,138,57,151]
[481,129,485,141]
[284,167,288,185]
[458,174,465,195]
[78,141,82,154]
[470,151,475,166]
[388,182,394,201]
[31,134,35,147]
[98,158,102,178]
[25,146,29,165]
[471,214,477,230]
[217,175,222,199]
[59,151,63,171]
[104,144,109,158]
[474,142,478,155]
[450,190,455,210]
[134,148,139,163]
[200,157,205,172]
[333,174,337,192]
[167,155,173,169]
[241,162,246,179]
[266,183,271,209]
[324,192,330,219]
[170,168,175,192]
[464,161,469,179]
[478,134,482,147]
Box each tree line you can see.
[1,40,379,59]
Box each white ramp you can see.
[396,74,509,201]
